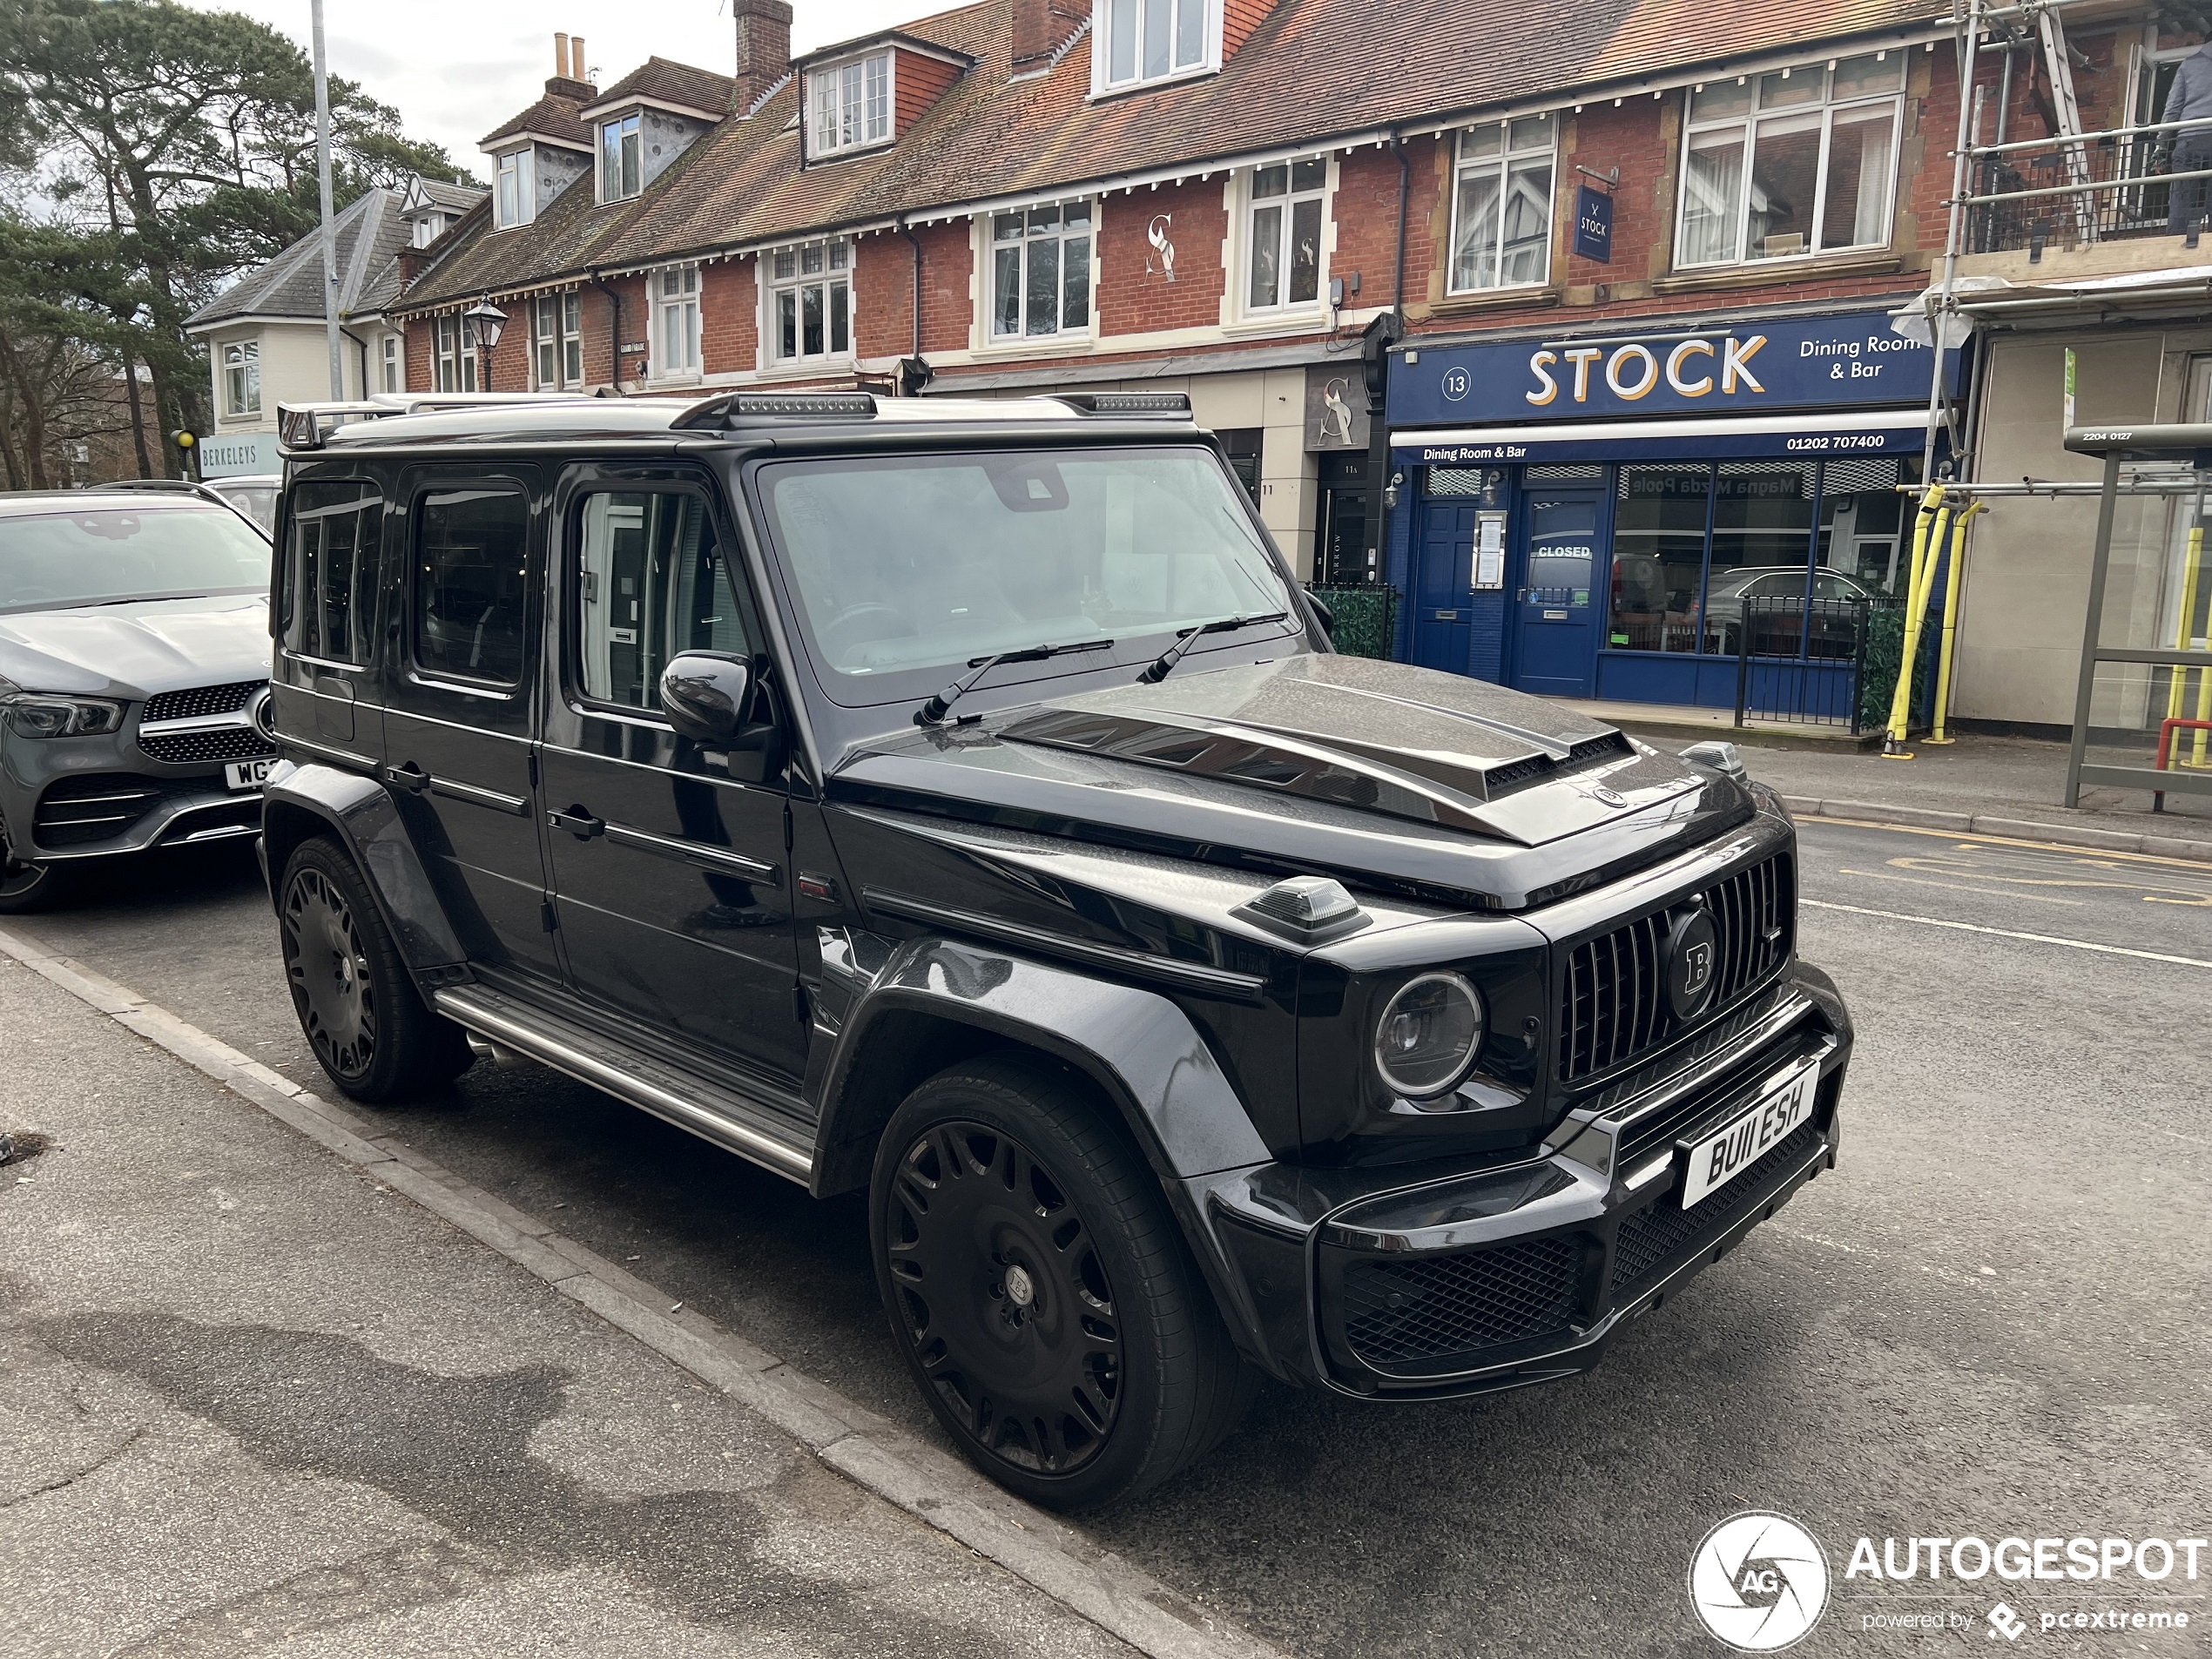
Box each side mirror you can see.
[659,651,751,747]
[1306,592,1336,642]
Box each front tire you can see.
[278,838,472,1103]
[870,1054,1250,1509]
[0,815,74,914]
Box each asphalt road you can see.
[7,818,2208,1657]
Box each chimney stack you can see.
[545,31,595,100]
[732,0,793,114]
[1012,0,1089,76]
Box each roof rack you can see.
[278,391,604,451]
[104,475,268,530]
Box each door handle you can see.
[548,806,606,840]
[384,761,430,794]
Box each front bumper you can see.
[2,734,267,860]
[1192,961,1851,1399]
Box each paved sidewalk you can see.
[0,948,1140,1659]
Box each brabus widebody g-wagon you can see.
[258,390,1852,1507]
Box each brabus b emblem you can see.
[1666,907,1722,1022]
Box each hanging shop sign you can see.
[1388,307,1963,427]
[1572,185,1613,264]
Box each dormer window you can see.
[811,51,891,156]
[496,148,536,228]
[599,111,642,202]
[1096,0,1215,93]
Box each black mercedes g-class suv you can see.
[259,389,1851,1508]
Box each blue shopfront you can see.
[1383,307,1964,708]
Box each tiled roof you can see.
[401,0,1949,311]
[413,177,489,213]
[188,189,410,327]
[482,91,594,150]
[583,56,737,118]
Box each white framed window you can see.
[599,111,642,202]
[656,266,700,376]
[1096,0,1213,91]
[1449,115,1556,293]
[768,240,851,363]
[811,52,892,156]
[380,333,401,393]
[990,202,1093,340]
[496,147,536,228]
[533,293,583,388]
[434,315,478,393]
[1244,158,1326,314]
[222,340,260,415]
[1676,53,1905,267]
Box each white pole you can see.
[312,0,343,398]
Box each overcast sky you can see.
[186,0,931,179]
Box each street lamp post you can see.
[462,300,509,368]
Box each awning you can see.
[1391,407,1931,466]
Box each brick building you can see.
[383,0,2202,724]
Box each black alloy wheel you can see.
[886,1117,1125,1477]
[871,1055,1253,1509]
[278,839,472,1103]
[0,814,71,914]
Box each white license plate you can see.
[225,759,273,791]
[1680,1062,1820,1210]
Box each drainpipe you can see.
[588,267,624,392]
[897,216,931,396]
[340,324,371,397]
[1356,129,1410,596]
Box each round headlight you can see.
[1373,971,1485,1099]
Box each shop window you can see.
[770,240,851,364]
[1245,158,1326,314]
[1676,54,1903,267]
[1816,456,1910,595]
[991,203,1093,339]
[1609,467,1713,654]
[1450,116,1556,293]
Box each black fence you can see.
[1732,595,1924,734]
[1967,139,2183,255]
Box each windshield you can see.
[0,503,271,615]
[757,446,1298,706]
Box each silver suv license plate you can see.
[225,759,273,791]
[1680,1061,1820,1209]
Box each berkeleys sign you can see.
[1386,307,1962,427]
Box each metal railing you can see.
[1963,116,2212,256]
[1731,596,1910,734]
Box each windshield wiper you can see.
[1137,611,1290,685]
[915,637,1116,726]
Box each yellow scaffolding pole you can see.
[2170,522,2209,766]
[1925,499,1986,745]
[1883,486,1949,758]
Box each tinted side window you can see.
[285,481,382,664]
[415,486,528,685]
[575,490,749,711]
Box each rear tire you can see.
[869,1053,1251,1510]
[278,837,472,1103]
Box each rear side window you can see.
[415,486,529,685]
[284,482,382,664]
[574,490,750,711]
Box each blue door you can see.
[1409,500,1474,673]
[1511,489,1602,697]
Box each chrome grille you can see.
[141,680,263,724]
[1556,851,1794,1084]
[1339,1236,1580,1368]
[138,727,273,765]
[33,774,173,847]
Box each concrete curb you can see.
[0,927,1284,1659]
[1779,796,2212,864]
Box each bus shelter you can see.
[2060,423,2212,810]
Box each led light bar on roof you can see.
[1057,392,1192,416]
[673,391,880,428]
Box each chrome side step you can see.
[433,985,815,1184]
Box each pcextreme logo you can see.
[1689,1512,1832,1652]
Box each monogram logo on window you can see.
[1146,214,1177,281]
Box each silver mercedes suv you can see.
[0,489,274,911]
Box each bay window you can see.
[1245,158,1326,314]
[770,240,851,363]
[1677,54,1904,267]
[222,341,260,416]
[496,147,535,228]
[599,112,641,202]
[1098,0,1210,91]
[812,52,891,156]
[533,293,583,388]
[1450,116,1556,293]
[656,266,699,377]
[990,202,1093,339]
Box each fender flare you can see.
[812,934,1278,1364]
[260,760,466,970]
